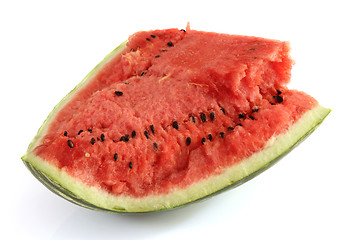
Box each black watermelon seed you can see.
[131,130,136,138]
[274,95,283,103]
[227,127,234,131]
[120,135,129,142]
[129,162,133,169]
[150,125,155,134]
[190,115,196,123]
[252,108,259,113]
[180,29,186,32]
[130,48,135,52]
[153,142,158,150]
[270,102,275,105]
[208,134,213,141]
[155,55,160,58]
[151,34,156,38]
[236,123,243,127]
[186,137,191,146]
[277,89,282,95]
[200,113,206,122]
[201,138,206,145]
[210,112,215,121]
[146,38,150,41]
[114,91,123,96]
[220,107,226,114]
[249,116,255,120]
[219,132,225,138]
[78,129,84,135]
[144,130,149,139]
[100,134,105,142]
[167,41,173,47]
[64,131,68,136]
[140,71,146,76]
[90,138,96,145]
[239,113,245,119]
[67,140,74,148]
[88,128,93,133]
[114,153,118,161]
[172,121,179,130]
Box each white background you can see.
[1,0,359,239]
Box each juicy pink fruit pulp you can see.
[34,28,317,197]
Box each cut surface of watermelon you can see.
[22,27,330,212]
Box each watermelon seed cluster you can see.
[62,26,285,170]
[271,89,283,105]
[120,135,130,142]
[62,91,285,166]
[132,32,181,64]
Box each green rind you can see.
[22,102,330,213]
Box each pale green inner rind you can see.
[26,41,128,153]
[22,104,330,213]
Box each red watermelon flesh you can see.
[24,27,329,211]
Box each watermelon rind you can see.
[21,40,331,213]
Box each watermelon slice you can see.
[22,26,330,213]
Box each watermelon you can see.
[22,26,330,213]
